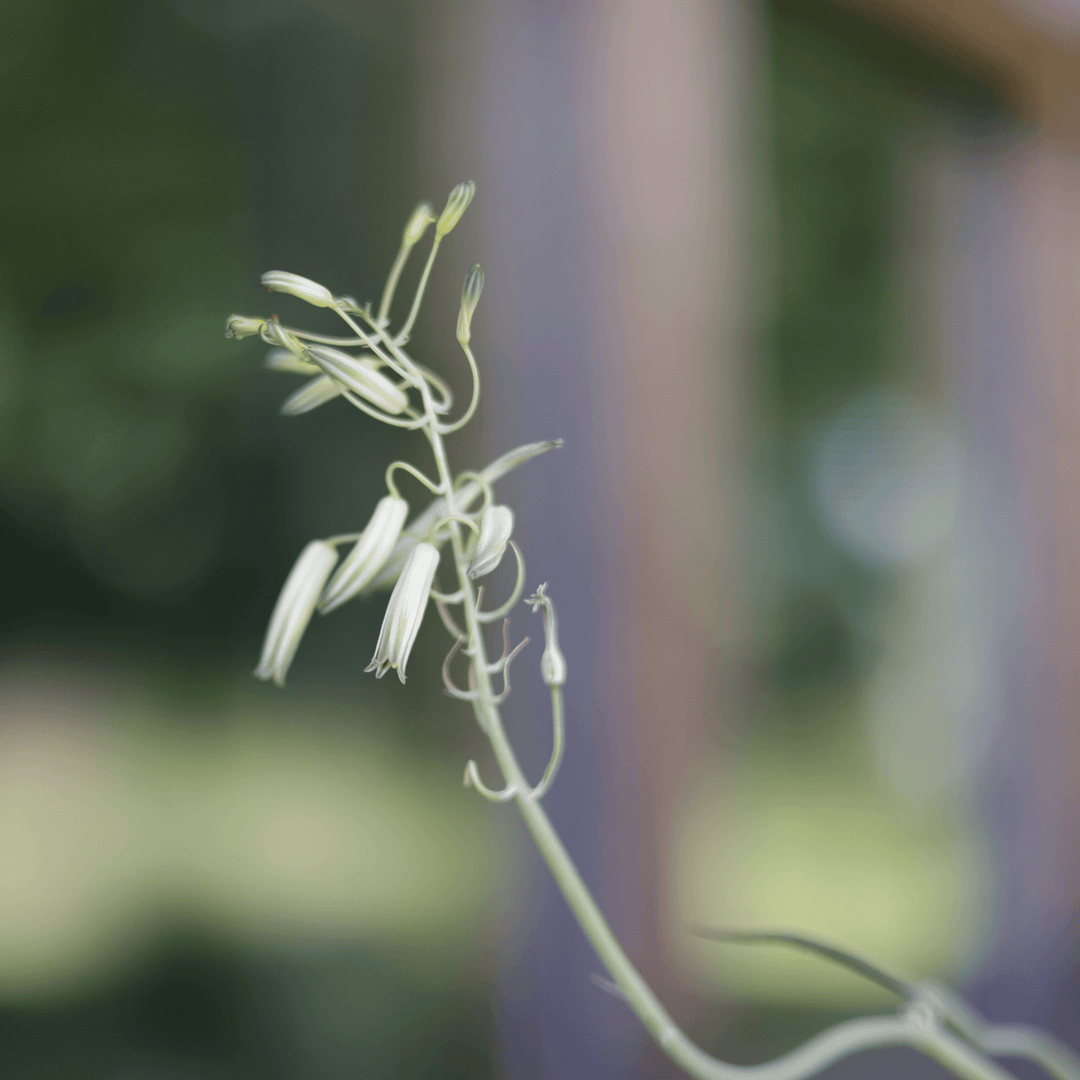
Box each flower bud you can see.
[527,584,566,687]
[366,541,440,683]
[281,375,342,416]
[404,202,436,246]
[456,263,484,344]
[255,540,339,686]
[436,181,475,236]
[304,344,409,415]
[468,504,513,579]
[225,314,265,339]
[320,496,409,613]
[260,270,336,308]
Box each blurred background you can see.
[2,0,1079,1076]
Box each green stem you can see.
[408,283,1013,1080]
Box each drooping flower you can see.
[255,541,339,686]
[468,504,514,579]
[366,542,439,683]
[304,344,409,415]
[320,496,409,614]
[260,270,336,308]
[280,375,342,416]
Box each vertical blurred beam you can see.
[995,132,1080,1021]
[849,0,1080,1039]
[418,0,752,1076]
[581,0,752,1069]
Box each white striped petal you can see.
[255,541,339,686]
[365,542,439,683]
[305,344,409,415]
[319,496,408,613]
[281,375,342,416]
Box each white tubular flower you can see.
[456,263,484,345]
[527,583,566,686]
[260,270,336,308]
[366,542,439,683]
[255,540,339,687]
[281,375,342,416]
[320,496,409,614]
[468,504,514,579]
[225,314,265,339]
[436,181,476,236]
[305,344,409,415]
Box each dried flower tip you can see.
[260,270,336,308]
[404,202,436,245]
[320,496,409,613]
[436,181,476,236]
[526,583,567,686]
[225,314,265,339]
[456,263,484,344]
[281,374,342,416]
[366,542,440,683]
[305,344,410,415]
[255,540,339,686]
[265,348,317,375]
[468,504,513,579]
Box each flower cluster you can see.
[227,183,561,688]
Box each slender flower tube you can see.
[260,270,336,307]
[320,496,409,613]
[527,583,567,686]
[281,375,342,416]
[468,504,514,579]
[304,344,410,415]
[255,540,339,686]
[366,542,439,683]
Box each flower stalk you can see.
[231,184,1080,1080]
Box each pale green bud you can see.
[280,374,342,416]
[436,181,475,236]
[225,314,265,339]
[456,263,484,344]
[404,202,436,245]
[260,270,336,308]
